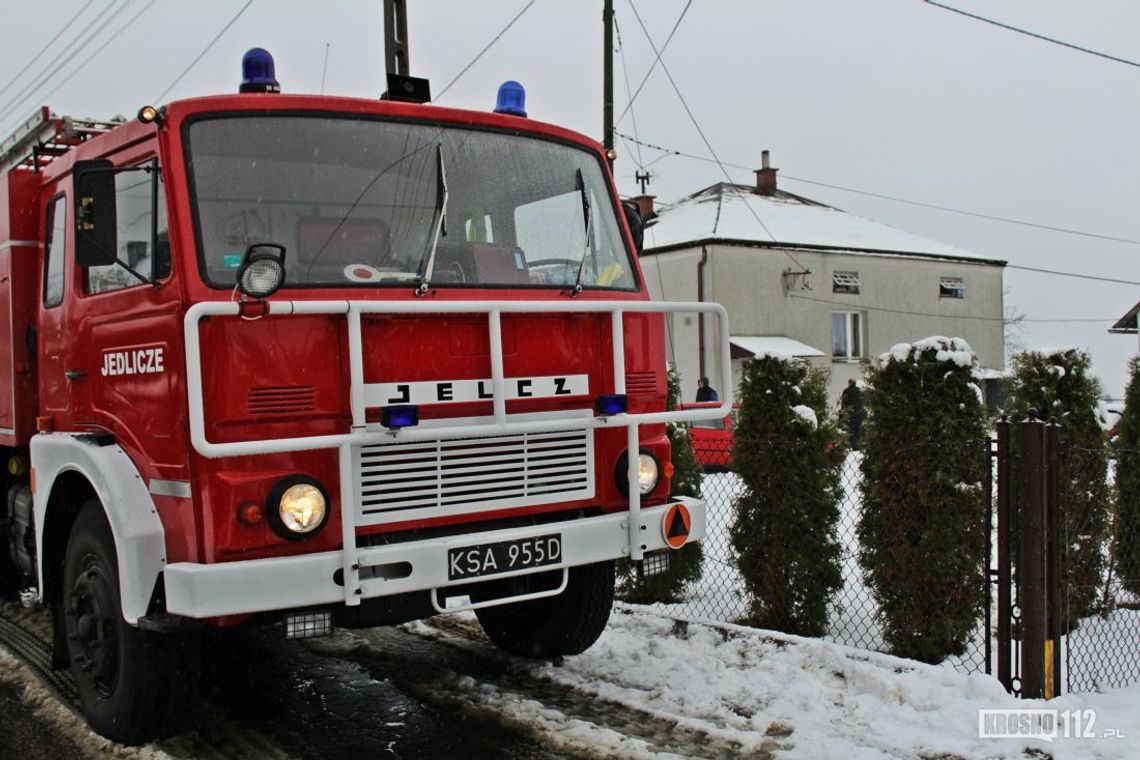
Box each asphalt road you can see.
[0,679,89,760]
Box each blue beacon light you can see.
[240,48,281,93]
[494,81,527,117]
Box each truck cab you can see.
[0,58,731,744]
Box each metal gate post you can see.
[995,418,1012,692]
[1044,423,1062,697]
[1018,413,1047,699]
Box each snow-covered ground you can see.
[406,607,1140,759]
[642,456,1139,690]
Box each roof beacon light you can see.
[240,47,281,93]
[494,80,527,117]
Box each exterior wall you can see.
[640,249,706,401]
[645,243,1005,405]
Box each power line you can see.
[924,1,1140,70]
[613,13,644,170]
[626,0,788,259]
[0,0,96,100]
[614,128,1140,262]
[1006,265,1140,287]
[154,0,255,103]
[435,0,537,102]
[778,174,1140,247]
[789,293,1114,324]
[30,0,159,113]
[614,0,691,127]
[0,0,131,127]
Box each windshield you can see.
[184,115,637,291]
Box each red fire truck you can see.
[0,50,731,743]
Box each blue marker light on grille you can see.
[595,394,628,416]
[381,405,420,429]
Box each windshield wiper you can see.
[415,144,448,297]
[570,168,594,296]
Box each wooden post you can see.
[1044,422,1062,697]
[1018,413,1047,698]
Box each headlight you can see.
[237,243,287,298]
[615,450,660,496]
[267,477,329,540]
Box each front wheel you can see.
[475,560,615,658]
[62,501,196,744]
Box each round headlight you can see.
[615,450,660,496]
[636,453,659,495]
[267,477,329,540]
[239,257,285,298]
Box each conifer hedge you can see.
[731,354,843,636]
[1004,348,1110,629]
[1115,357,1140,597]
[617,366,704,603]
[858,337,989,663]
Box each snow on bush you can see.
[859,336,989,663]
[731,354,844,636]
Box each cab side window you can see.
[86,161,169,294]
[43,195,67,308]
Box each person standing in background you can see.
[696,377,719,402]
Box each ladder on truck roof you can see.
[0,106,121,176]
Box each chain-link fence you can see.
[629,436,992,675]
[1061,442,1140,693]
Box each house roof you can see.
[730,335,825,359]
[1110,301,1140,333]
[642,183,1005,266]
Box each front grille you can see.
[356,429,594,524]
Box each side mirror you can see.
[622,200,644,255]
[73,159,118,267]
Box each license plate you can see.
[447,533,562,581]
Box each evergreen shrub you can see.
[1004,348,1110,629]
[858,337,989,663]
[1115,357,1140,597]
[730,354,843,636]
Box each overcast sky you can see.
[1,0,1136,398]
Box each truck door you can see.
[37,193,71,419]
[69,158,184,472]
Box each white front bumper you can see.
[163,497,705,619]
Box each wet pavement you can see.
[203,625,562,760]
[0,679,90,760]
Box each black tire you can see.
[475,560,615,658]
[62,501,196,744]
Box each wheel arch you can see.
[32,434,166,624]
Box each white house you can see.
[636,155,1007,404]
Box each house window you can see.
[940,276,965,299]
[832,312,862,359]
[833,271,861,295]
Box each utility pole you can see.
[603,0,615,169]
[384,0,410,76]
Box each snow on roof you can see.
[644,183,997,263]
[730,335,825,358]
